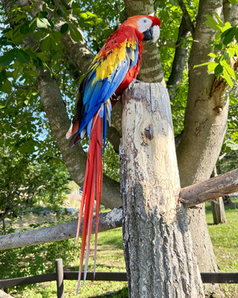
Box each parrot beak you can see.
[143,25,160,44]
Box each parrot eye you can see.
[137,17,153,33]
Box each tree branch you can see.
[0,208,123,250]
[1,168,238,251]
[167,16,191,94]
[176,0,194,35]
[180,168,238,208]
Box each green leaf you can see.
[33,57,43,68]
[215,43,222,50]
[221,27,233,39]
[57,9,64,16]
[79,12,88,19]
[221,61,236,79]
[213,12,223,27]
[235,27,238,42]
[193,62,210,69]
[2,79,12,93]
[228,0,236,5]
[204,15,220,31]
[25,50,38,60]
[69,24,82,42]
[208,52,217,58]
[0,105,6,109]
[60,23,69,34]
[33,31,43,40]
[51,35,62,51]
[223,68,233,88]
[214,63,223,76]
[20,22,30,34]
[3,28,13,39]
[36,17,51,29]
[15,49,30,64]
[41,35,51,52]
[0,37,15,46]
[0,49,17,67]
[223,27,236,45]
[208,62,218,73]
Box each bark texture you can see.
[211,198,226,224]
[180,168,238,208]
[120,82,204,298]
[176,2,229,286]
[210,166,226,224]
[0,208,122,250]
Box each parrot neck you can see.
[120,24,145,41]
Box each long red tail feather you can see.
[76,114,103,293]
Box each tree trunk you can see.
[176,4,229,297]
[120,82,204,298]
[211,167,226,224]
[211,198,226,224]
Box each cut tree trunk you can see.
[120,82,204,298]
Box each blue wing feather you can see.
[68,40,139,148]
[77,54,130,137]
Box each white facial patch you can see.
[152,25,160,43]
[137,17,153,33]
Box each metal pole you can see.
[55,258,64,298]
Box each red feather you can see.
[76,114,103,292]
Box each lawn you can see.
[5,199,238,297]
[205,198,238,298]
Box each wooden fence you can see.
[0,259,238,298]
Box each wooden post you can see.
[120,82,205,298]
[55,258,64,298]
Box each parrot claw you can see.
[128,79,142,91]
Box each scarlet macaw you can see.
[66,15,161,290]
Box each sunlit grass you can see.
[10,227,127,298]
[206,197,238,298]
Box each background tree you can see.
[0,0,238,296]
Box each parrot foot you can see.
[128,79,143,91]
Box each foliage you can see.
[103,140,120,182]
[195,12,238,88]
[0,129,70,223]
[0,219,78,289]
[217,94,238,174]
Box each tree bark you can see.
[211,167,226,224]
[211,198,226,224]
[120,82,204,298]
[0,208,122,250]
[176,3,229,291]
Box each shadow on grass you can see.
[89,286,128,298]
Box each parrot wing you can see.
[66,26,140,148]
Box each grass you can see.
[205,197,238,298]
[9,227,128,298]
[6,199,238,297]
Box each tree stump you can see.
[120,82,204,298]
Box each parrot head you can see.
[121,15,161,43]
